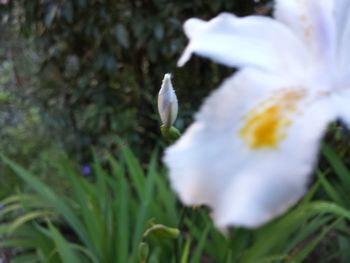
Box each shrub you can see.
[2,0,270,159]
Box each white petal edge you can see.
[331,89,350,128]
[335,0,350,80]
[164,68,336,228]
[177,13,309,77]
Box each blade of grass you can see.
[8,210,54,233]
[180,236,191,263]
[322,143,350,187]
[291,219,339,263]
[317,170,344,205]
[48,221,81,263]
[109,155,130,263]
[190,223,210,263]
[0,154,92,250]
[119,142,145,200]
[131,151,158,261]
[309,201,350,220]
[11,253,39,263]
[59,157,102,259]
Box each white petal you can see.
[164,68,335,228]
[331,90,350,127]
[334,0,350,35]
[178,13,308,76]
[335,0,350,80]
[274,0,336,66]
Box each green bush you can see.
[2,0,270,160]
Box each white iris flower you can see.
[164,0,350,228]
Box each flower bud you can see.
[158,73,178,128]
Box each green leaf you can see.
[131,151,158,260]
[291,219,339,263]
[62,1,74,23]
[8,210,54,233]
[322,143,350,187]
[0,154,92,250]
[317,170,344,205]
[115,24,129,48]
[180,236,191,263]
[60,157,102,258]
[119,142,145,200]
[45,4,58,27]
[48,221,81,263]
[154,23,164,40]
[190,224,210,263]
[11,253,39,263]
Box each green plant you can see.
[2,0,267,159]
[0,144,179,262]
[1,142,350,262]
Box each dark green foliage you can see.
[2,0,271,160]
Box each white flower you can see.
[158,73,178,128]
[164,0,350,229]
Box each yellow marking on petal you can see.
[298,11,314,44]
[239,89,305,150]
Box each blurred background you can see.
[3,1,350,263]
[0,0,270,196]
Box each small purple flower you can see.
[0,203,4,210]
[81,165,91,177]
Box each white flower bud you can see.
[158,73,178,128]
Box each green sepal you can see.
[160,125,181,143]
